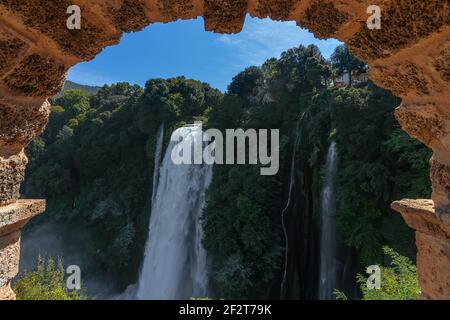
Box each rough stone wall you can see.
[0,200,45,299]
[0,0,449,299]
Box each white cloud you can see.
[67,67,118,86]
[217,17,342,68]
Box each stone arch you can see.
[0,0,449,299]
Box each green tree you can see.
[358,247,420,300]
[275,44,331,94]
[331,44,366,86]
[13,256,88,300]
[54,89,90,124]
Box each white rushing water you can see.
[151,125,165,204]
[136,124,213,300]
[318,141,338,300]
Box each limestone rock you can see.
[0,152,27,206]
[0,98,50,155]
[392,199,450,299]
[0,200,46,237]
[0,200,45,300]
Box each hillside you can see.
[54,80,101,98]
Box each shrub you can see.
[357,247,420,300]
[13,256,89,300]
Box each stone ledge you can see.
[391,199,450,241]
[0,199,45,237]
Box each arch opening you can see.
[0,0,449,300]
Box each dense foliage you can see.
[202,45,332,299]
[24,78,220,293]
[23,44,430,299]
[358,247,420,300]
[13,256,88,300]
[331,86,431,263]
[202,45,430,299]
[333,247,420,300]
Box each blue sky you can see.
[68,16,341,91]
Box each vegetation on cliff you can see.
[358,247,420,300]
[13,256,88,300]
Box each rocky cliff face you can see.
[0,0,449,299]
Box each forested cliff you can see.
[20,45,430,299]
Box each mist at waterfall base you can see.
[19,220,118,297]
[132,124,213,300]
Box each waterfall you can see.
[136,124,213,300]
[151,125,165,204]
[280,148,296,299]
[318,141,339,300]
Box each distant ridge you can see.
[55,80,102,98]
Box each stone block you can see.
[0,98,50,155]
[0,151,28,206]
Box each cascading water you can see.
[318,141,338,300]
[136,124,213,300]
[151,124,165,204]
[280,148,296,299]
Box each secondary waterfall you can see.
[318,141,338,300]
[136,124,213,300]
[280,148,296,299]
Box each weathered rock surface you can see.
[392,199,450,299]
[0,151,28,205]
[0,98,50,156]
[0,231,20,300]
[0,200,45,300]
[0,0,449,299]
